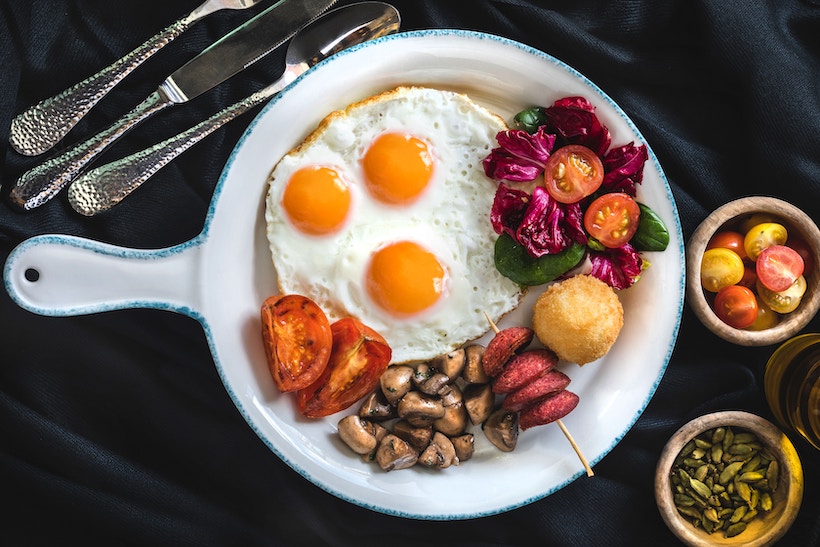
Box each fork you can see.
[9,0,270,157]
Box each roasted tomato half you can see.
[261,294,332,393]
[297,317,392,418]
[542,144,604,204]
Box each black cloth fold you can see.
[1,1,818,545]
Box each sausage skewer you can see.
[483,312,594,477]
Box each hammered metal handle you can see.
[67,83,287,216]
[9,18,194,157]
[9,91,173,211]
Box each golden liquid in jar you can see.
[764,333,820,451]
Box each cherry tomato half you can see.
[713,284,758,329]
[744,222,788,261]
[700,247,745,292]
[707,230,748,261]
[756,244,804,292]
[261,294,332,393]
[542,145,604,204]
[297,317,392,418]
[757,275,807,314]
[583,192,641,248]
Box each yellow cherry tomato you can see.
[700,247,745,292]
[738,213,778,235]
[744,222,788,261]
[756,275,807,314]
[745,296,781,331]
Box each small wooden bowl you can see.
[655,411,804,547]
[686,196,820,346]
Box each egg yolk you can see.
[366,241,446,316]
[281,166,351,235]
[362,132,434,204]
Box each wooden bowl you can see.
[686,196,820,346]
[655,411,803,547]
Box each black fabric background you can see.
[1,1,819,545]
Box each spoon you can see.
[67,2,400,217]
[9,0,272,157]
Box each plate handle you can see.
[3,235,203,318]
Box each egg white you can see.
[265,86,523,363]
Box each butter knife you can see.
[68,2,401,216]
[9,0,337,211]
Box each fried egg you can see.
[265,86,523,363]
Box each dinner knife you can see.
[8,0,338,211]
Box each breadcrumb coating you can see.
[532,275,624,365]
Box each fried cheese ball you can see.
[532,275,624,365]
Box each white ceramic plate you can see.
[4,30,684,520]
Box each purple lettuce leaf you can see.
[602,142,649,196]
[482,127,556,182]
[516,186,588,257]
[588,243,644,290]
[543,96,612,156]
[490,183,531,237]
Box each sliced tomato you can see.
[757,276,807,314]
[583,192,641,248]
[707,230,748,261]
[261,294,333,393]
[756,245,804,292]
[700,247,745,292]
[542,145,604,204]
[713,285,758,329]
[297,317,392,418]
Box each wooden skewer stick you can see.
[483,312,594,477]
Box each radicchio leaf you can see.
[588,244,643,290]
[544,96,611,156]
[602,142,649,196]
[490,183,530,237]
[516,186,587,257]
[482,127,556,182]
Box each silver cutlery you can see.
[67,2,400,217]
[8,0,337,212]
[9,0,274,157]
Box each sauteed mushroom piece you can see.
[463,382,494,425]
[419,432,457,469]
[375,434,419,471]
[393,419,433,452]
[412,363,450,395]
[462,344,490,384]
[450,433,475,463]
[380,364,415,405]
[337,415,384,455]
[482,408,519,452]
[358,391,395,421]
[397,391,446,427]
[434,384,468,436]
[430,348,466,381]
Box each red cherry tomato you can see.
[706,230,748,261]
[756,245,804,292]
[786,234,815,277]
[542,145,604,204]
[583,192,641,248]
[737,266,757,290]
[713,285,758,329]
[261,294,332,393]
[297,317,392,418]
